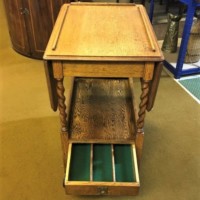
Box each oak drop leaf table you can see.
[44,2,164,196]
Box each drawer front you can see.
[65,143,140,196]
[63,61,144,78]
[65,183,139,196]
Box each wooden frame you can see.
[43,2,164,196]
[65,143,140,196]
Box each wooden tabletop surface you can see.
[44,3,163,61]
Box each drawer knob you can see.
[97,187,108,195]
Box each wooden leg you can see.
[136,80,150,166]
[57,78,67,132]
[56,78,68,168]
[135,132,144,168]
[60,132,69,169]
[137,80,149,133]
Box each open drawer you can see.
[65,143,140,195]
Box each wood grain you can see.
[69,78,135,142]
[65,143,72,183]
[52,4,69,51]
[143,62,155,81]
[65,183,139,196]
[137,80,150,132]
[132,144,140,182]
[147,62,163,111]
[56,78,67,132]
[43,3,164,195]
[44,60,58,111]
[65,142,140,195]
[44,3,164,61]
[53,61,63,79]
[135,132,144,167]
[4,0,68,59]
[63,61,144,78]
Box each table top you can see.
[44,3,163,61]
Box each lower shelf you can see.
[69,78,136,143]
[65,143,140,195]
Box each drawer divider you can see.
[111,144,116,182]
[65,143,72,183]
[90,144,93,181]
[132,144,140,183]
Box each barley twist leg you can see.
[137,80,150,133]
[57,78,67,132]
[136,80,150,167]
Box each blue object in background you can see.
[164,0,200,79]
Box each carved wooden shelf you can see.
[68,78,136,143]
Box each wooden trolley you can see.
[44,2,164,196]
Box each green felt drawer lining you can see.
[93,144,113,181]
[114,144,135,182]
[68,144,135,182]
[69,144,91,181]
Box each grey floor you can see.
[0,1,200,200]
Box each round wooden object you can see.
[3,0,68,59]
